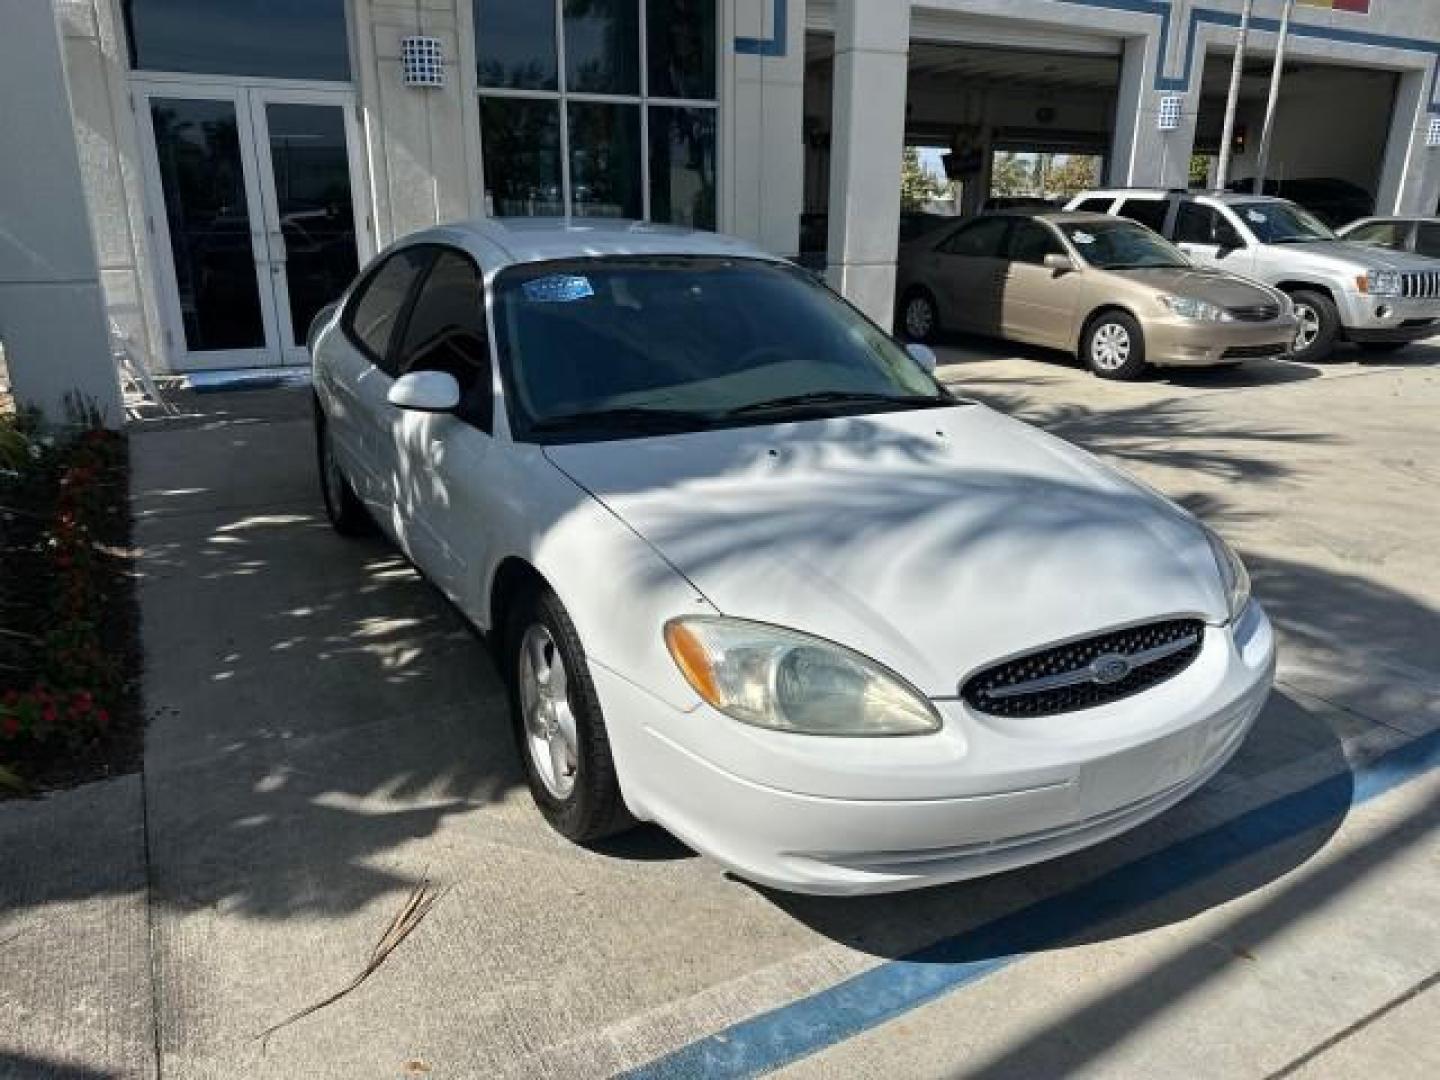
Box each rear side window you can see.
[396,250,494,432]
[1116,198,1169,233]
[1418,223,1440,258]
[345,248,432,374]
[937,217,1011,258]
[1071,197,1114,214]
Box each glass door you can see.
[136,81,366,370]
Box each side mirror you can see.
[388,370,460,413]
[906,342,938,373]
[1043,253,1075,273]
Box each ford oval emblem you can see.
[1091,654,1132,685]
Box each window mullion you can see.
[639,0,652,222]
[555,0,572,217]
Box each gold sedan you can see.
[896,211,1299,380]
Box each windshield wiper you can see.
[725,390,947,418]
[529,406,712,434]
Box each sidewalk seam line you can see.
[140,756,163,1080]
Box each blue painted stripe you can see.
[1056,0,1440,112]
[624,725,1440,1079]
[736,0,787,57]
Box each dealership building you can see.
[3,0,1440,416]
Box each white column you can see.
[1376,68,1438,216]
[1109,34,1197,190]
[727,0,807,256]
[825,0,910,330]
[0,0,121,424]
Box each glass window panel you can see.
[648,106,715,230]
[124,0,349,80]
[568,103,642,219]
[347,248,431,373]
[150,98,265,352]
[474,0,558,90]
[646,0,716,100]
[481,98,564,217]
[564,0,639,95]
[264,104,359,347]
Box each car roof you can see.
[395,216,778,272]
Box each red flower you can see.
[41,705,58,726]
[1,716,19,738]
[94,708,110,728]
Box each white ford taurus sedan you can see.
[310,218,1276,895]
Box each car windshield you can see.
[1055,220,1189,270]
[492,257,951,442]
[1231,201,1335,243]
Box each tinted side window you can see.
[397,251,494,432]
[1116,198,1168,233]
[1417,223,1440,258]
[938,217,1011,258]
[1175,203,1243,248]
[1004,220,1063,265]
[1072,197,1114,214]
[346,248,432,374]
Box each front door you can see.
[136,81,368,370]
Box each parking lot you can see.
[5,341,1439,1079]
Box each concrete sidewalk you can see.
[2,349,1438,1078]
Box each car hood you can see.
[1117,267,1280,307]
[1270,239,1438,273]
[543,405,1229,696]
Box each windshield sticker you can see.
[522,274,595,303]
[1246,210,1268,224]
[1071,231,1096,245]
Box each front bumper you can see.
[1144,314,1298,367]
[1336,293,1440,341]
[596,603,1277,895]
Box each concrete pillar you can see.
[353,0,481,245]
[728,0,807,256]
[1376,68,1439,215]
[0,0,121,425]
[1109,35,1197,190]
[825,0,910,330]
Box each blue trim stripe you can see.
[736,0,788,57]
[624,725,1440,1079]
[1056,0,1440,113]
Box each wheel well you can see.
[1275,281,1334,302]
[488,558,548,643]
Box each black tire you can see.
[898,288,940,344]
[1288,289,1341,363]
[504,585,634,843]
[314,398,371,536]
[1365,342,1409,355]
[1082,310,1149,381]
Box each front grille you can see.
[1400,273,1440,300]
[1225,304,1280,322]
[962,619,1205,718]
[1222,343,1288,360]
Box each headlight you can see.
[1202,525,1252,622]
[663,617,942,736]
[1161,295,1229,321]
[1361,270,1402,297]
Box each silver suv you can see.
[1065,189,1440,362]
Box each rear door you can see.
[999,219,1082,348]
[930,217,1013,336]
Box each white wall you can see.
[0,0,121,423]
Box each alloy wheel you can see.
[518,624,580,800]
[1293,303,1321,352]
[1090,322,1131,372]
[904,296,935,341]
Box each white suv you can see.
[1066,189,1440,361]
